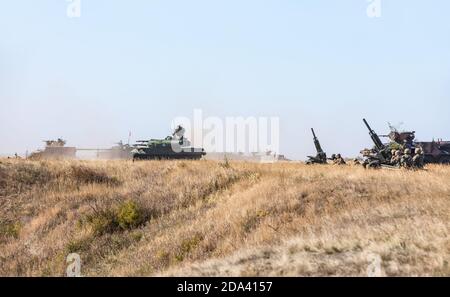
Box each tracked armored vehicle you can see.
[132,126,206,160]
[29,138,76,159]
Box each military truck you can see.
[361,119,449,167]
[132,126,206,160]
[415,141,450,164]
[381,127,450,164]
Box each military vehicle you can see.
[362,119,450,166]
[361,119,393,168]
[306,128,327,164]
[96,141,134,159]
[29,138,76,159]
[381,126,450,164]
[415,140,450,164]
[132,126,206,160]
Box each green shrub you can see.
[175,234,204,262]
[82,200,145,235]
[131,230,143,242]
[117,200,143,230]
[84,210,117,235]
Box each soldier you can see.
[412,147,425,169]
[401,148,413,168]
[334,153,346,165]
[390,150,402,166]
[361,148,376,168]
[353,158,361,166]
[390,149,396,163]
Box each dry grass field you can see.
[0,158,449,276]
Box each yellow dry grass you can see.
[0,158,449,276]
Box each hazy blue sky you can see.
[1,0,449,159]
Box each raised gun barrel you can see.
[363,118,385,152]
[311,128,324,154]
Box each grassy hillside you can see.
[0,159,449,276]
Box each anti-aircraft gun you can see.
[132,126,206,160]
[361,119,392,168]
[306,128,327,165]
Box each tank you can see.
[132,126,206,160]
[29,138,76,159]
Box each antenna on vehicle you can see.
[387,122,396,132]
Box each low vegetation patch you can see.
[175,233,204,262]
[117,200,144,230]
[0,162,53,196]
[71,165,120,185]
[0,221,22,241]
[81,200,147,235]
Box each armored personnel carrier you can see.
[132,126,206,160]
[29,138,76,159]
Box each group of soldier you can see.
[390,147,425,169]
[359,146,425,169]
[6,153,21,159]
[329,153,346,165]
